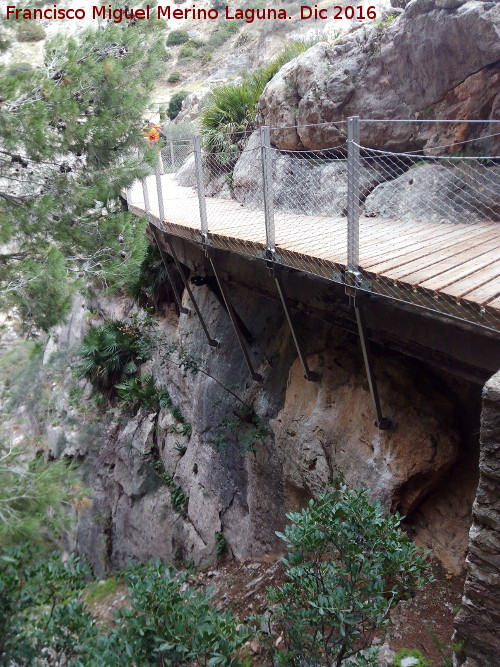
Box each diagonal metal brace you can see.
[353,297,394,431]
[209,258,262,382]
[149,224,190,315]
[272,270,320,382]
[164,235,219,348]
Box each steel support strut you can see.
[209,257,262,382]
[164,235,219,348]
[149,224,190,315]
[273,271,320,382]
[353,297,393,430]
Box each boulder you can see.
[270,346,461,516]
[363,163,500,223]
[258,1,500,151]
[232,130,388,215]
[174,152,196,187]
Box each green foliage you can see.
[0,14,165,332]
[215,531,227,560]
[200,41,312,157]
[168,90,189,120]
[77,320,153,393]
[391,648,431,667]
[104,560,252,665]
[15,246,74,332]
[207,19,243,48]
[166,29,190,45]
[268,483,432,666]
[16,22,46,41]
[0,441,87,546]
[212,405,269,456]
[0,553,251,666]
[115,375,171,412]
[0,547,97,664]
[84,576,121,604]
[168,70,181,82]
[162,470,189,513]
[6,61,33,76]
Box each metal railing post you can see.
[260,126,275,258]
[193,135,208,242]
[169,139,175,171]
[347,116,361,285]
[154,150,165,223]
[141,178,151,215]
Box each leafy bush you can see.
[115,375,171,412]
[178,41,195,59]
[0,441,87,546]
[207,20,243,48]
[168,90,189,120]
[6,61,33,76]
[122,242,170,308]
[268,483,432,666]
[109,561,251,665]
[16,22,46,41]
[0,547,97,665]
[77,320,153,393]
[0,553,251,666]
[166,29,189,46]
[168,70,181,83]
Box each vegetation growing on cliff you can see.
[199,41,314,156]
[0,9,164,332]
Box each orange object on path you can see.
[144,123,162,145]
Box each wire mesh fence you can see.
[133,119,500,332]
[355,122,500,331]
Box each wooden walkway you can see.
[128,175,500,331]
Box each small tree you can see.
[168,91,189,120]
[166,29,190,46]
[269,483,432,666]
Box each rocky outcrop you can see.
[271,344,460,516]
[258,0,500,152]
[31,240,479,582]
[364,164,500,223]
[454,371,500,667]
[233,130,388,214]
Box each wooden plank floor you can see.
[129,175,500,329]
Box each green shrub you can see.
[268,482,432,666]
[178,41,194,59]
[0,552,252,666]
[391,648,431,667]
[6,61,33,76]
[123,243,169,309]
[168,70,181,83]
[200,41,313,156]
[115,375,171,412]
[166,29,189,46]
[16,22,46,42]
[0,443,87,546]
[103,561,252,665]
[0,547,97,665]
[207,21,243,48]
[76,320,153,393]
[167,90,189,120]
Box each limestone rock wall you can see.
[257,0,500,153]
[454,371,500,667]
[39,244,482,581]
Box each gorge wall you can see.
[37,237,487,583]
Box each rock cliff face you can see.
[454,371,500,667]
[39,241,480,579]
[258,0,500,152]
